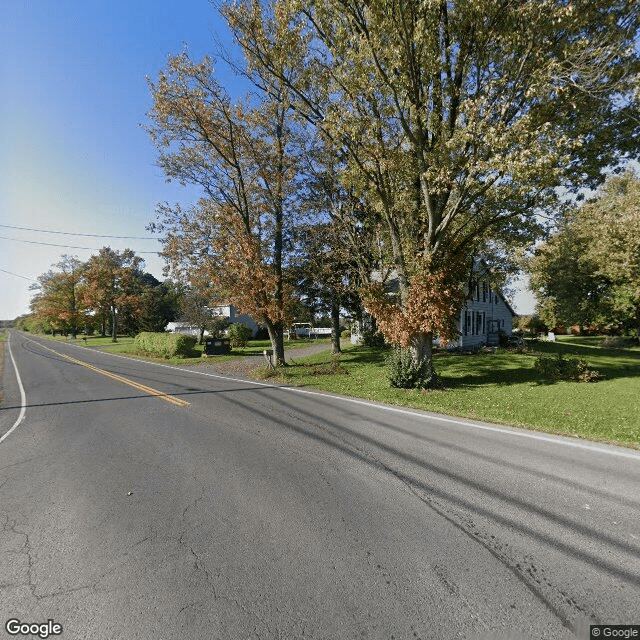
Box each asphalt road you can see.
[1,331,639,640]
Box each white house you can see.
[451,278,516,348]
[209,303,260,337]
[165,304,261,337]
[165,322,203,336]
[352,263,516,348]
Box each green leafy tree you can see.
[29,256,87,337]
[514,314,548,336]
[139,279,182,333]
[178,287,227,345]
[529,224,610,330]
[580,172,640,337]
[533,171,640,336]
[224,0,639,385]
[80,248,145,341]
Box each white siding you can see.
[452,281,514,348]
[211,305,260,336]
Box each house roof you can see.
[372,264,517,316]
[496,292,517,317]
[472,259,517,317]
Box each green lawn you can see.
[262,335,640,449]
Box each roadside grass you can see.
[261,337,640,448]
[44,333,330,365]
[31,331,640,447]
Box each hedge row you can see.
[134,332,197,358]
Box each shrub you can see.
[227,322,253,347]
[254,326,270,340]
[134,332,197,358]
[534,353,600,382]
[386,348,435,388]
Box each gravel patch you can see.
[199,342,334,379]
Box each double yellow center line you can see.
[37,341,189,408]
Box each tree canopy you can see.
[30,256,86,337]
[27,249,179,339]
[144,0,639,383]
[220,0,639,382]
[530,170,640,336]
[146,49,309,364]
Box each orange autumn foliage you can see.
[361,266,465,348]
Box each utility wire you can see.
[0,223,155,240]
[0,267,38,281]
[0,234,159,254]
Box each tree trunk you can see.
[330,297,341,354]
[266,321,286,367]
[199,326,205,345]
[111,305,118,342]
[410,331,436,385]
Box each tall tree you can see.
[529,224,610,330]
[30,256,86,337]
[147,46,306,365]
[140,279,182,333]
[224,0,640,384]
[531,170,640,336]
[580,171,640,337]
[80,247,144,341]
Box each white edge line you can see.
[22,333,640,461]
[1,332,27,444]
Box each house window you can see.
[482,282,487,302]
[476,312,482,334]
[476,282,480,301]
[482,312,486,334]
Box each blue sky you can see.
[1,0,235,318]
[1,0,536,320]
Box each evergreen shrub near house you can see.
[534,353,600,382]
[134,332,197,358]
[227,323,253,348]
[386,347,434,389]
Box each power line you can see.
[0,223,156,240]
[0,268,38,281]
[0,234,159,254]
